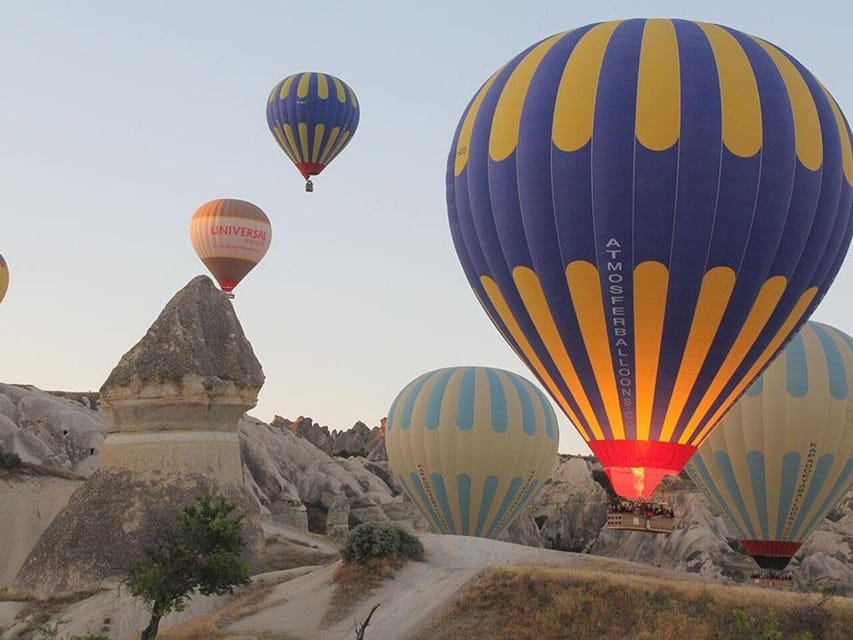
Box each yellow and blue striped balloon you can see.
[386,366,559,538]
[0,254,8,305]
[686,322,853,570]
[447,19,853,500]
[266,72,359,187]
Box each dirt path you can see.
[226,534,707,640]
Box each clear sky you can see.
[1,1,850,455]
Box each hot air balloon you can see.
[447,19,853,501]
[266,72,360,192]
[189,199,271,295]
[385,366,559,538]
[686,321,853,571]
[0,254,8,304]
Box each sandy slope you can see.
[0,529,723,639]
[227,533,707,640]
[0,474,82,588]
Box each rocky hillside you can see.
[1,382,851,595]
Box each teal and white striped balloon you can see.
[686,322,853,570]
[386,366,559,538]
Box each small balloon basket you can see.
[605,499,676,534]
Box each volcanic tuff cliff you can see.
[1,383,851,595]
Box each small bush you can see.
[729,609,813,640]
[70,635,110,640]
[397,527,426,562]
[0,450,22,471]
[341,522,425,565]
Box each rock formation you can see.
[0,383,103,476]
[271,415,387,460]
[98,275,263,483]
[4,372,852,595]
[12,277,266,596]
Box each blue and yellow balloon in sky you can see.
[447,19,853,500]
[266,72,359,190]
[686,322,853,570]
[386,366,558,538]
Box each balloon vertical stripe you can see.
[635,20,680,150]
[697,23,762,158]
[753,39,822,170]
[785,332,809,396]
[746,451,770,538]
[811,323,848,398]
[660,267,736,442]
[552,22,620,152]
[489,32,564,161]
[633,262,669,440]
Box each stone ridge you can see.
[271,415,387,460]
[101,276,264,394]
[13,468,265,597]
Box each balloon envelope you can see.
[385,366,559,538]
[686,322,853,570]
[266,72,360,184]
[189,199,271,293]
[0,254,8,304]
[447,18,853,499]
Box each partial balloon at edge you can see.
[385,366,559,538]
[0,254,8,305]
[447,18,853,500]
[686,321,853,570]
[189,199,272,294]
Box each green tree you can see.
[126,494,251,640]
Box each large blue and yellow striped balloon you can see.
[447,19,853,500]
[386,366,559,538]
[266,72,359,187]
[686,322,853,570]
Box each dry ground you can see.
[418,565,853,640]
[4,533,851,640]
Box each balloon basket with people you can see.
[605,499,676,534]
[749,571,794,591]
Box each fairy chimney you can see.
[97,275,264,483]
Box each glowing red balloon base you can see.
[589,440,697,500]
[295,161,325,180]
[217,279,238,293]
[741,540,802,571]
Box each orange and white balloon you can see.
[189,199,272,293]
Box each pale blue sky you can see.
[1,1,850,454]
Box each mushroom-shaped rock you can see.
[98,276,264,483]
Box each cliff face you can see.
[2,383,851,596]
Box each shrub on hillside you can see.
[341,522,425,565]
[729,608,813,640]
[0,450,22,471]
